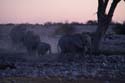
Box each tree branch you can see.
[107,0,121,22]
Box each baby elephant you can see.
[37,42,51,56]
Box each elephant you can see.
[37,42,51,56]
[58,33,92,58]
[10,25,27,44]
[58,34,86,58]
[22,31,40,56]
[81,32,92,55]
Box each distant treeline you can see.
[0,20,124,26]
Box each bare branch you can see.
[107,0,121,21]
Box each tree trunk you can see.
[92,0,121,54]
[92,20,109,54]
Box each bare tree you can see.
[92,0,123,54]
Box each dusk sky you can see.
[0,0,125,24]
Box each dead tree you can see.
[92,0,123,54]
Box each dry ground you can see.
[1,77,125,83]
[0,77,121,83]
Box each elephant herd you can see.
[10,26,92,57]
[24,32,92,57]
[10,28,52,56]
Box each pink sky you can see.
[0,0,125,24]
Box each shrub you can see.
[86,20,97,25]
[112,24,125,35]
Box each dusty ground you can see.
[0,77,125,83]
[0,25,125,83]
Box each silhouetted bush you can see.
[86,20,97,25]
[55,23,75,35]
[112,24,125,35]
